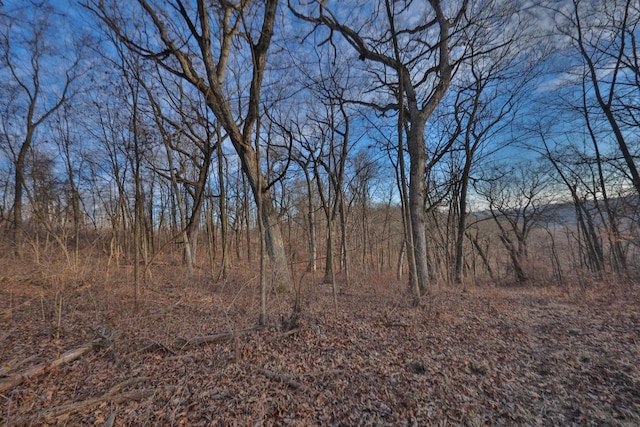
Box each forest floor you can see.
[1,263,640,426]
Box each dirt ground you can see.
[1,266,639,426]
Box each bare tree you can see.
[348,149,380,275]
[134,69,219,276]
[474,162,553,283]
[23,147,69,263]
[554,0,640,195]
[536,131,606,275]
[291,0,471,300]
[51,106,85,268]
[215,124,231,279]
[290,150,318,273]
[0,1,80,256]
[289,98,348,309]
[87,0,293,291]
[449,33,536,284]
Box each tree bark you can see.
[239,150,290,292]
[303,164,317,272]
[454,159,472,283]
[12,141,29,256]
[407,120,430,294]
[216,130,230,279]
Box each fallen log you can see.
[0,338,105,393]
[179,325,269,350]
[139,326,266,353]
[174,331,234,349]
[36,379,172,423]
[15,383,176,425]
[0,355,36,377]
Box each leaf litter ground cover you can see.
[1,272,639,426]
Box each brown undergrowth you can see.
[1,260,639,426]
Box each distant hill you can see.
[470,195,639,228]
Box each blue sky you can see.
[1,0,637,213]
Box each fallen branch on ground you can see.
[23,380,175,424]
[140,326,266,353]
[175,331,235,349]
[136,340,178,355]
[0,338,106,393]
[376,321,410,329]
[259,368,311,394]
[0,355,37,377]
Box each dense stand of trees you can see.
[0,0,639,315]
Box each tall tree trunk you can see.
[574,194,604,274]
[12,126,37,257]
[12,146,27,257]
[395,73,419,298]
[407,121,430,294]
[361,188,368,275]
[499,234,527,283]
[216,130,230,279]
[241,172,251,262]
[133,186,142,312]
[467,232,494,280]
[236,141,290,292]
[582,79,627,273]
[303,165,317,272]
[324,218,335,284]
[454,159,472,283]
[338,194,349,286]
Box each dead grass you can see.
[1,255,639,426]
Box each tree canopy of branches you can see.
[0,0,638,316]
